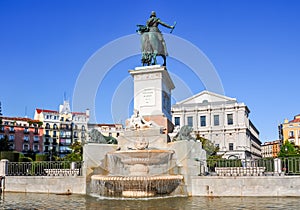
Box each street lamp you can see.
[49,145,53,162]
[284,146,288,174]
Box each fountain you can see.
[91,149,183,197]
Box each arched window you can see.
[45,123,50,129]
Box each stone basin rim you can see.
[108,149,175,154]
[91,174,184,181]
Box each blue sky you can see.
[1,0,300,142]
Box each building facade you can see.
[171,91,261,159]
[0,116,43,153]
[279,114,300,146]
[34,100,89,157]
[261,140,282,158]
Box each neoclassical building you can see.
[171,91,261,159]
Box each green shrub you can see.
[0,151,20,162]
[19,156,33,162]
[35,154,47,161]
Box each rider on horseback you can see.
[137,11,176,66]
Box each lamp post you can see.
[49,145,53,162]
[284,146,288,174]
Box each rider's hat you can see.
[150,11,156,17]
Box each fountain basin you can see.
[91,174,183,197]
[107,150,174,165]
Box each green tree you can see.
[278,141,300,157]
[63,141,83,161]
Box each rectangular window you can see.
[229,143,234,151]
[34,128,39,134]
[0,134,4,139]
[289,131,294,137]
[214,115,219,126]
[9,135,14,141]
[200,116,206,127]
[34,136,39,142]
[33,145,39,152]
[187,116,193,127]
[23,144,29,151]
[24,136,29,141]
[174,117,180,126]
[227,114,233,125]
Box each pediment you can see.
[175,90,236,105]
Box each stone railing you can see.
[215,167,266,176]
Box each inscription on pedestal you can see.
[141,88,155,106]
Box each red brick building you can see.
[0,116,43,153]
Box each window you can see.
[9,126,15,132]
[74,131,78,138]
[0,134,4,139]
[34,128,39,134]
[24,136,29,141]
[34,136,39,142]
[174,117,180,126]
[24,127,29,133]
[45,123,50,129]
[227,114,233,125]
[45,130,50,135]
[23,144,29,151]
[215,144,219,148]
[53,130,57,137]
[229,143,234,151]
[9,135,14,141]
[33,145,39,152]
[187,116,193,127]
[214,115,219,126]
[82,125,86,131]
[289,131,294,137]
[200,116,206,127]
[53,124,58,129]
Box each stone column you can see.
[0,159,8,176]
[274,158,282,175]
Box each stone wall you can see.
[4,176,86,194]
[191,176,300,196]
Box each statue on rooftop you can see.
[137,11,176,66]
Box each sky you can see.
[0,0,300,142]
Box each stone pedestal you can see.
[0,159,8,176]
[129,65,175,133]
